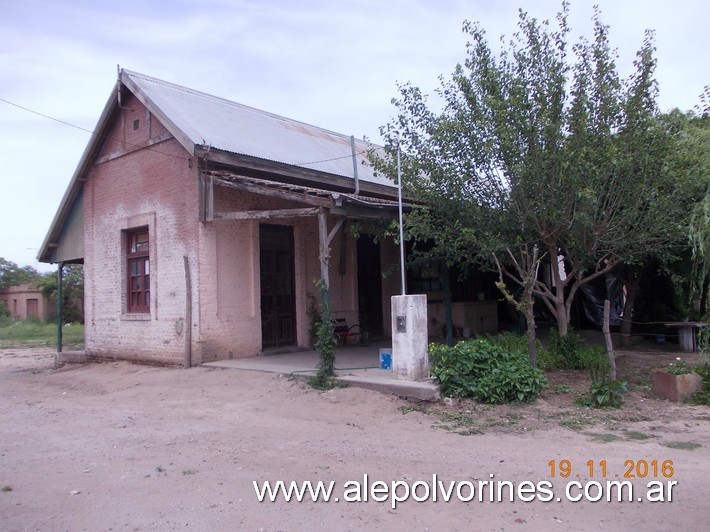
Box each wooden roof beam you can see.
[212,207,320,221]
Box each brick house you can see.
[38,69,413,366]
[0,283,54,321]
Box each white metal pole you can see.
[397,134,406,296]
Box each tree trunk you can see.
[553,277,569,337]
[547,246,570,337]
[524,294,538,367]
[494,247,540,366]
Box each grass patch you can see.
[557,416,586,431]
[2,486,12,492]
[182,470,196,476]
[307,376,348,391]
[550,384,574,394]
[662,441,702,451]
[0,319,83,348]
[623,430,654,441]
[583,432,622,443]
[400,405,483,435]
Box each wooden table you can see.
[664,322,707,352]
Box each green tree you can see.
[0,258,39,290]
[36,265,84,324]
[373,3,688,362]
[688,95,710,352]
[617,109,709,343]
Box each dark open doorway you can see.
[260,224,296,349]
[357,235,384,337]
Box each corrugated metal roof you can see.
[122,70,393,188]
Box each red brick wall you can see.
[82,93,369,365]
[83,93,200,365]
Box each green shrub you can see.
[537,348,565,370]
[692,365,710,405]
[541,329,605,370]
[482,332,543,359]
[694,364,710,387]
[575,345,627,408]
[429,339,547,403]
[579,379,628,408]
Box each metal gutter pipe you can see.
[350,135,360,195]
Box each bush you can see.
[576,346,627,408]
[540,329,605,370]
[429,339,547,403]
[582,379,628,408]
[692,365,710,405]
[482,331,541,358]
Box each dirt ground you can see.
[0,346,708,531]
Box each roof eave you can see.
[197,147,399,200]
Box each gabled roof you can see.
[121,70,391,188]
[39,69,393,264]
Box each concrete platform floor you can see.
[202,340,440,401]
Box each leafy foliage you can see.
[36,264,84,324]
[429,339,547,403]
[539,329,605,370]
[571,338,628,408]
[482,331,540,357]
[310,279,338,388]
[0,258,39,291]
[666,357,692,376]
[371,3,698,352]
[692,365,710,405]
[581,380,628,409]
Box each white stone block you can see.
[391,294,429,381]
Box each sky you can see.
[1,0,708,272]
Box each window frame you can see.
[126,227,150,314]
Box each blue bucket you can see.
[379,349,392,370]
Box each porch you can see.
[202,339,439,401]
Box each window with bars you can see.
[126,228,150,313]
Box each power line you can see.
[0,97,191,162]
[0,97,97,136]
[0,96,386,168]
[294,145,385,167]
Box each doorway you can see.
[357,235,384,336]
[260,224,296,349]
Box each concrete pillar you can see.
[391,294,429,381]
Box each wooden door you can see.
[26,299,39,319]
[260,225,296,349]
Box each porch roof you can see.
[205,171,416,221]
